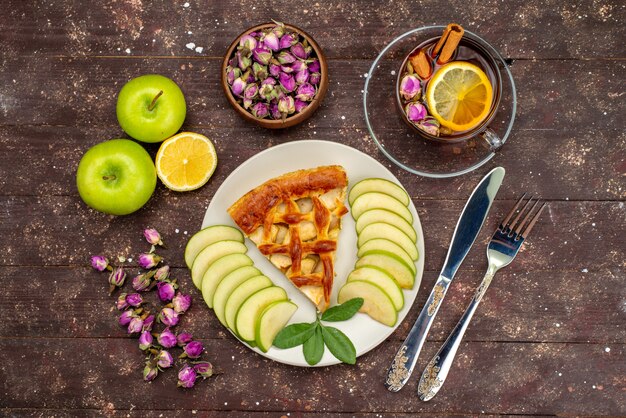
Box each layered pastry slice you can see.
[227,165,349,312]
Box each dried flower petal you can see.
[295,83,316,102]
[295,68,309,85]
[231,77,247,97]
[154,265,170,282]
[142,314,155,332]
[126,293,143,307]
[194,362,214,379]
[127,317,144,334]
[158,327,177,348]
[417,116,441,136]
[263,31,280,51]
[138,253,162,270]
[252,46,272,66]
[177,332,193,347]
[252,62,268,80]
[251,102,269,118]
[116,293,129,310]
[143,363,158,382]
[279,32,298,49]
[405,102,427,122]
[309,72,321,85]
[157,350,174,369]
[238,34,257,51]
[278,95,295,115]
[108,267,126,295]
[269,62,281,78]
[294,99,308,113]
[278,73,296,93]
[119,310,135,326]
[156,281,176,303]
[159,307,179,327]
[308,58,320,73]
[139,331,153,351]
[400,74,422,101]
[290,43,308,60]
[269,100,281,120]
[172,293,192,314]
[276,51,296,65]
[143,228,164,246]
[182,341,203,359]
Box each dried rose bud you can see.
[262,31,280,51]
[143,363,159,382]
[139,331,153,351]
[417,116,441,136]
[177,364,197,388]
[278,73,296,93]
[90,255,110,272]
[157,327,177,348]
[295,83,316,102]
[291,60,307,72]
[231,77,247,97]
[125,293,143,307]
[278,95,295,115]
[309,72,321,85]
[280,64,294,74]
[269,62,281,78]
[158,307,179,327]
[142,314,155,332]
[400,74,422,101]
[279,32,298,49]
[138,253,162,270]
[238,34,257,51]
[271,21,285,37]
[252,62,268,80]
[236,50,251,71]
[116,293,129,310]
[308,58,320,73]
[157,350,174,369]
[290,43,308,60]
[154,265,170,282]
[269,100,281,120]
[405,102,427,122]
[181,341,203,359]
[132,272,152,292]
[251,102,269,118]
[119,310,135,326]
[172,292,192,314]
[177,331,193,347]
[295,99,308,113]
[193,362,214,379]
[108,267,126,295]
[276,51,296,65]
[295,68,309,85]
[226,66,241,85]
[157,282,176,303]
[143,228,164,247]
[127,317,144,334]
[252,46,272,66]
[244,83,258,100]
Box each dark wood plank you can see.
[2,1,625,59]
[0,197,623,271]
[1,57,623,132]
[0,338,623,415]
[1,123,625,201]
[1,266,624,345]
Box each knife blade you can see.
[384,166,505,392]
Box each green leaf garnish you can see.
[321,297,364,322]
[303,323,324,365]
[273,322,317,349]
[321,326,356,365]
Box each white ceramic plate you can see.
[202,140,425,366]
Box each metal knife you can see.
[384,166,505,392]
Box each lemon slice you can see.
[156,132,217,192]
[425,61,494,132]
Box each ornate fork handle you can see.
[417,264,497,401]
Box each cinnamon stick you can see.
[431,23,465,64]
[409,49,432,79]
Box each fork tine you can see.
[514,199,540,236]
[521,202,547,238]
[509,196,534,231]
[500,193,526,230]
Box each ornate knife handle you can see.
[417,267,496,401]
[384,276,450,392]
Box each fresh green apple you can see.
[235,286,287,342]
[184,225,244,268]
[355,251,415,289]
[116,74,186,143]
[255,300,298,352]
[338,280,397,327]
[76,139,156,215]
[190,240,248,288]
[201,253,253,308]
[224,275,272,332]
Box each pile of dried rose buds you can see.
[398,73,441,136]
[225,20,321,120]
[90,228,214,389]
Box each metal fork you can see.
[417,194,547,401]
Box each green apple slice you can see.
[255,300,298,352]
[191,240,248,288]
[347,266,404,311]
[338,280,397,327]
[184,225,244,268]
[349,178,410,206]
[355,252,415,289]
[201,253,253,308]
[357,238,416,275]
[351,192,413,224]
[356,208,417,243]
[213,265,262,326]
[235,286,288,342]
[224,275,273,332]
[357,222,418,261]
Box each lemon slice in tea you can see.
[425,61,493,133]
[156,132,217,192]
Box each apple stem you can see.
[102,175,116,181]
[148,90,163,111]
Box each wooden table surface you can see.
[1,1,625,416]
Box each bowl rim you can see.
[221,22,329,129]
